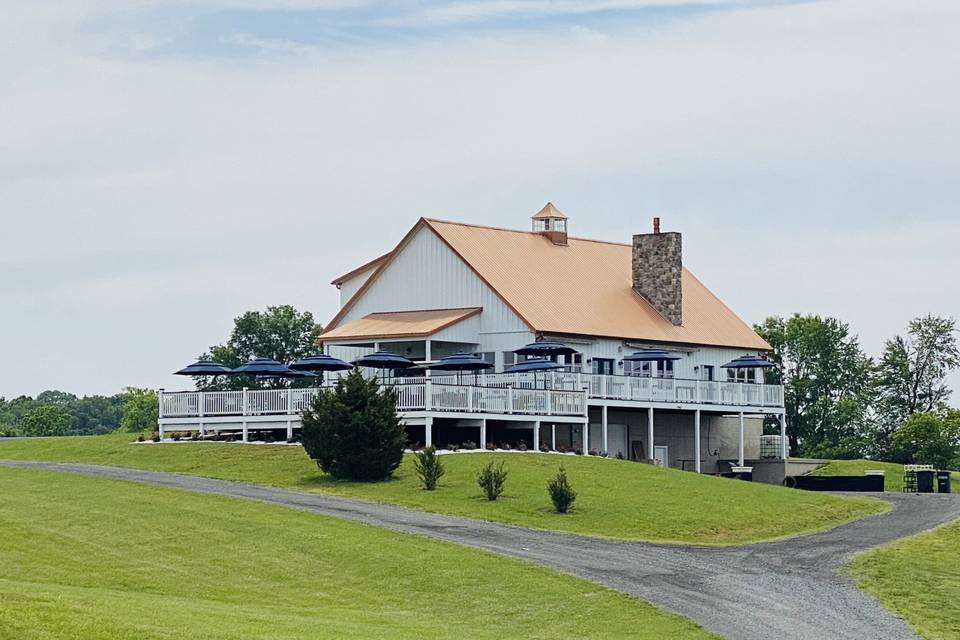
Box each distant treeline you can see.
[0,388,157,437]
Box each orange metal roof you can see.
[531,202,567,219]
[319,307,482,341]
[330,252,391,286]
[423,219,771,350]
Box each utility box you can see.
[937,471,952,494]
[917,470,935,493]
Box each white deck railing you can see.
[421,372,783,408]
[160,381,588,420]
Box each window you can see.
[592,358,614,375]
[624,360,673,377]
[500,351,516,373]
[700,365,715,381]
[726,368,756,383]
[479,352,495,366]
[532,220,547,232]
[624,360,651,377]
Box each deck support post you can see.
[582,422,589,454]
[738,411,745,467]
[158,424,165,440]
[480,419,487,449]
[533,421,541,451]
[647,407,654,462]
[694,409,701,473]
[287,421,294,442]
[780,412,788,459]
[242,422,249,443]
[601,405,608,455]
[425,417,433,449]
[551,423,556,451]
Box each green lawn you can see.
[812,459,960,493]
[0,434,885,545]
[846,519,960,640]
[0,466,715,640]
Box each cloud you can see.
[1,0,958,396]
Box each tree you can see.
[119,387,159,433]
[755,314,874,458]
[890,411,960,470]
[546,466,577,513]
[201,305,323,391]
[301,370,406,481]
[20,405,73,437]
[873,315,959,455]
[36,390,78,405]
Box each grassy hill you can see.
[0,434,884,544]
[812,459,960,493]
[0,466,715,640]
[846,519,960,640]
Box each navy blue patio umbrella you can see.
[504,357,565,388]
[289,354,352,372]
[514,340,579,358]
[174,360,234,377]
[427,352,493,384]
[232,357,295,377]
[720,355,775,369]
[289,354,352,384]
[721,355,775,384]
[352,351,416,381]
[622,349,682,362]
[623,348,682,376]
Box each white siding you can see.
[338,267,378,306]
[550,335,761,380]
[336,226,531,353]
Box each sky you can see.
[1,0,958,397]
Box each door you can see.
[653,445,669,467]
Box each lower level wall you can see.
[585,408,763,473]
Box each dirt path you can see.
[4,460,959,640]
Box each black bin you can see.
[916,470,935,493]
[937,471,952,494]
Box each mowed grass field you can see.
[813,459,960,493]
[0,466,717,640]
[0,435,884,544]
[846,519,960,640]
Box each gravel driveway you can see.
[4,460,959,640]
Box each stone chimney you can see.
[632,217,683,326]
[531,202,568,245]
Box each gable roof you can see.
[330,252,391,286]
[324,217,770,351]
[319,307,482,341]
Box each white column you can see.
[158,423,165,440]
[425,340,432,378]
[647,407,654,461]
[533,421,541,451]
[694,409,701,473]
[738,411,745,467]
[242,422,249,443]
[551,423,557,451]
[425,417,433,448]
[582,422,590,454]
[480,419,487,449]
[780,412,788,459]
[601,405,609,454]
[287,421,294,441]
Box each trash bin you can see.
[937,471,952,494]
[916,470,935,493]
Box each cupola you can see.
[531,202,568,245]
